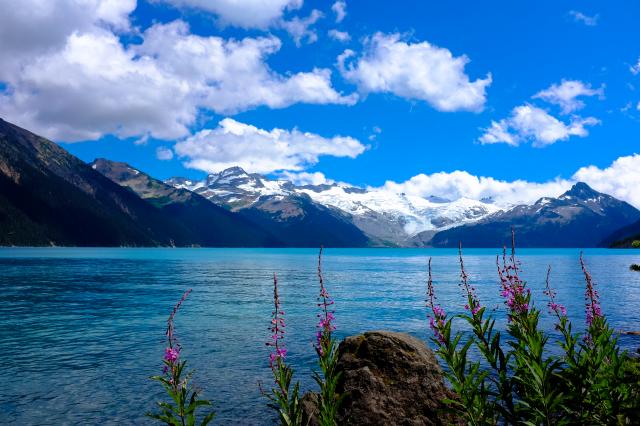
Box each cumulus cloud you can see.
[533,80,604,114]
[378,154,640,209]
[173,118,367,174]
[338,33,492,112]
[331,1,347,23]
[137,21,355,113]
[157,0,302,29]
[569,10,599,26]
[0,29,195,141]
[156,146,174,160]
[0,0,136,79]
[0,12,355,142]
[479,104,600,147]
[328,29,350,42]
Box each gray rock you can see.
[304,331,456,426]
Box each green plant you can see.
[631,240,640,248]
[262,273,305,426]
[426,233,640,424]
[313,248,344,426]
[148,289,215,426]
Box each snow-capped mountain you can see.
[430,182,640,247]
[165,166,501,246]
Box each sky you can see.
[1,0,640,207]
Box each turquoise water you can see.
[1,248,640,424]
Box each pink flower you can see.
[497,240,529,319]
[426,258,447,345]
[581,253,602,327]
[459,244,482,315]
[316,247,336,354]
[267,273,287,368]
[164,347,179,363]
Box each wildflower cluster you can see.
[426,231,640,424]
[497,239,530,317]
[148,289,215,426]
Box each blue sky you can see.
[1,0,639,206]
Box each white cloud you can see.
[338,33,491,112]
[137,21,356,114]
[173,118,367,174]
[158,0,323,47]
[378,154,640,209]
[381,170,571,208]
[279,171,332,186]
[328,29,350,42]
[0,29,195,141]
[279,9,323,46]
[572,154,640,207]
[533,79,604,114]
[156,146,174,160]
[631,58,640,76]
[368,125,382,141]
[331,1,347,23]
[0,0,136,79]
[0,14,355,142]
[157,0,302,29]
[569,10,599,26]
[479,104,600,147]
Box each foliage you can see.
[426,232,640,425]
[147,289,215,426]
[631,240,640,248]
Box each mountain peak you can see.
[563,182,598,199]
[219,166,249,177]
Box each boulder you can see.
[303,331,455,425]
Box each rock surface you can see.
[304,331,454,425]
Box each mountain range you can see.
[1,117,638,248]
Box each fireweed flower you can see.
[166,288,192,352]
[164,347,180,363]
[316,247,336,355]
[266,273,287,370]
[543,266,567,320]
[459,244,481,315]
[497,233,530,319]
[148,288,215,425]
[580,253,602,327]
[426,258,447,344]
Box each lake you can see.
[1,248,639,425]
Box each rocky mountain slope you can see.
[0,118,197,246]
[429,183,640,248]
[91,159,282,247]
